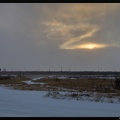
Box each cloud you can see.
[59,23,100,49]
[40,3,120,50]
[1,3,120,71]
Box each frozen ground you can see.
[23,80,46,85]
[0,86,120,117]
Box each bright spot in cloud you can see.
[61,43,108,50]
[77,43,107,50]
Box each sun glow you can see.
[77,43,107,50]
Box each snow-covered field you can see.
[0,86,120,117]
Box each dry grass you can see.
[0,76,120,94]
[1,76,120,102]
[0,77,55,91]
[32,78,117,93]
[0,76,30,85]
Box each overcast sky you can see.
[0,3,120,71]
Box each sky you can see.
[0,3,120,71]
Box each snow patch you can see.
[23,80,46,85]
[0,86,120,117]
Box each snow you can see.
[57,76,68,79]
[32,77,44,80]
[23,80,46,85]
[45,90,120,104]
[32,75,116,80]
[0,86,120,117]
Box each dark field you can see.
[0,76,119,94]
